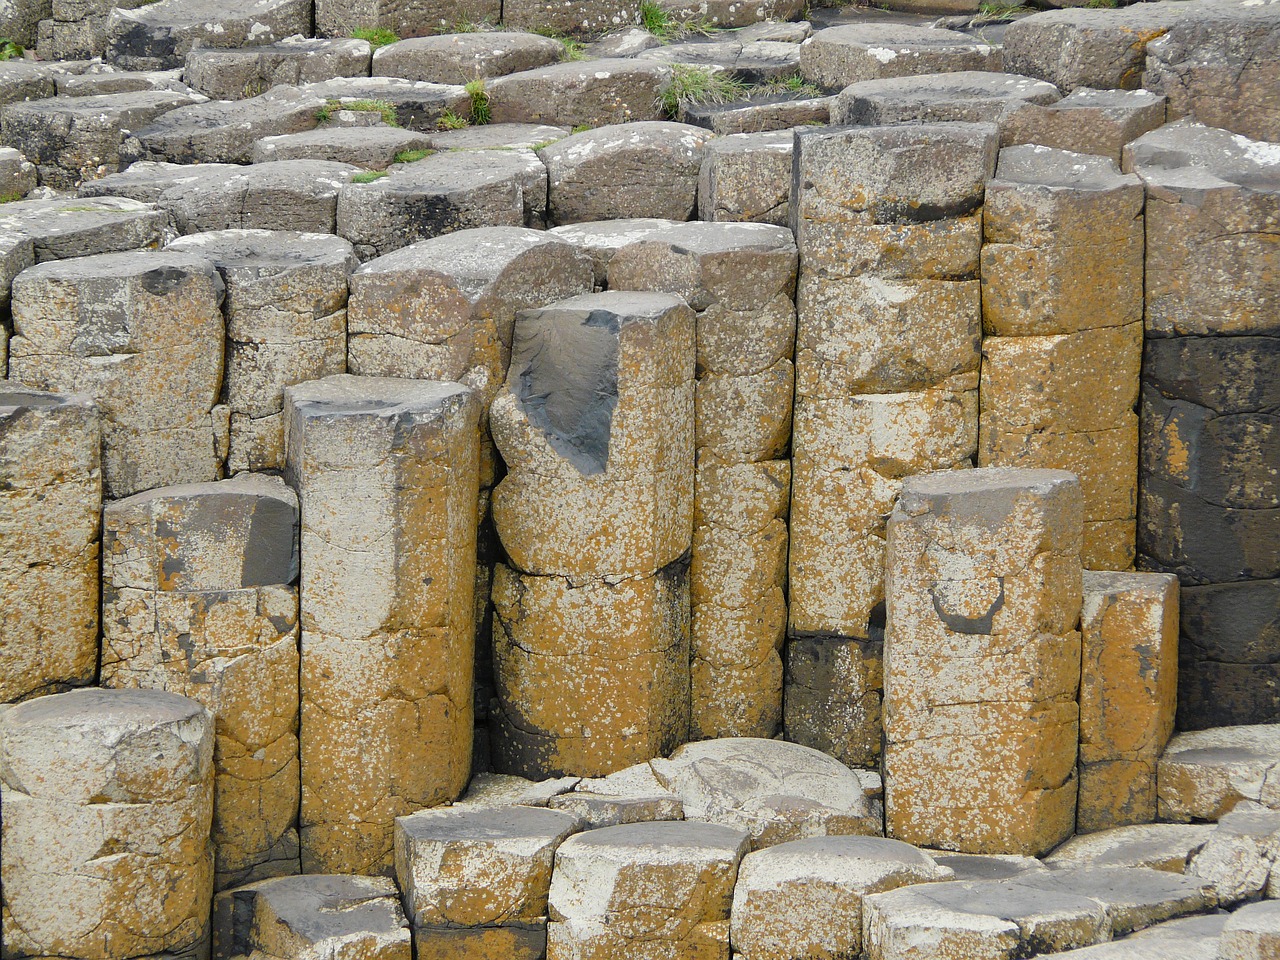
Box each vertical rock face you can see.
[980,145,1145,571]
[547,821,750,960]
[787,121,996,766]
[489,291,695,778]
[285,374,481,876]
[883,467,1083,857]
[0,688,214,960]
[8,250,226,499]
[1078,570,1179,832]
[0,385,100,704]
[100,473,302,890]
[1125,120,1280,729]
[166,230,358,474]
[607,221,797,741]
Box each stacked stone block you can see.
[8,250,226,499]
[166,230,358,474]
[0,688,214,960]
[883,467,1083,857]
[1078,570,1179,832]
[786,121,996,768]
[489,291,695,778]
[1125,121,1280,729]
[99,474,302,890]
[980,145,1145,570]
[0,385,100,704]
[607,221,797,740]
[284,374,481,875]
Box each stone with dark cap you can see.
[105,0,311,70]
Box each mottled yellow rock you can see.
[8,250,226,498]
[1159,725,1280,822]
[100,473,302,889]
[884,468,1083,856]
[285,375,480,876]
[0,386,100,704]
[1078,570,1179,832]
[0,688,214,960]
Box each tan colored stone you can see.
[549,790,684,828]
[1046,824,1213,874]
[412,924,546,960]
[1076,571,1179,832]
[1158,725,1280,823]
[1187,805,1280,905]
[1220,900,1280,960]
[884,468,1083,857]
[285,375,481,875]
[0,689,214,960]
[453,771,582,809]
[0,385,100,704]
[8,250,225,498]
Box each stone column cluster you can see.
[488,291,696,779]
[606,221,798,741]
[980,144,1145,570]
[786,121,997,767]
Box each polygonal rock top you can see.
[166,228,359,274]
[285,373,476,423]
[1122,118,1280,193]
[994,144,1141,192]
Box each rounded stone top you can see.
[285,374,477,423]
[808,22,998,52]
[536,289,690,322]
[739,835,953,888]
[560,819,751,857]
[1123,118,1280,193]
[12,248,221,285]
[235,875,407,944]
[538,120,713,159]
[427,122,569,151]
[398,804,581,842]
[356,226,577,281]
[166,229,358,273]
[3,686,206,732]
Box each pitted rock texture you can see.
[1158,724,1280,822]
[184,37,373,101]
[800,23,1000,93]
[105,0,312,71]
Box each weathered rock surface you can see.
[0,194,164,260]
[800,23,1000,92]
[1158,724,1280,822]
[159,160,360,235]
[546,217,680,285]
[784,631,884,769]
[185,37,373,101]
[698,129,792,225]
[1046,823,1213,874]
[1187,804,1280,904]
[299,76,472,131]
[1019,865,1216,936]
[0,144,36,199]
[833,70,1061,134]
[1219,899,1280,960]
[315,0,500,41]
[105,0,312,71]
[681,93,830,135]
[486,58,671,127]
[373,31,564,84]
[1002,87,1166,163]
[78,159,240,202]
[252,125,434,167]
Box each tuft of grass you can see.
[977,0,1023,18]
[638,0,718,40]
[317,98,401,126]
[449,17,498,31]
[393,147,433,163]
[437,110,470,130]
[464,78,491,125]
[570,123,593,134]
[1084,0,1117,7]
[658,63,748,118]
[0,37,23,60]
[533,26,588,60]
[0,191,23,203]
[763,74,823,98]
[352,26,399,48]
[351,170,388,183]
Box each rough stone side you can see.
[285,374,480,875]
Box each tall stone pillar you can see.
[607,221,797,740]
[100,473,302,889]
[786,121,997,767]
[489,291,696,778]
[0,385,100,704]
[285,374,481,875]
[980,145,1145,570]
[883,467,1083,856]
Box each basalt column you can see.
[607,221,797,740]
[786,121,997,767]
[489,291,696,779]
[1125,121,1280,729]
[100,473,302,889]
[285,374,481,876]
[884,467,1083,856]
[980,145,1145,570]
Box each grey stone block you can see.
[105,0,313,71]
[185,37,373,101]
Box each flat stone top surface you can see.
[625,220,797,256]
[1023,864,1214,905]
[426,123,569,151]
[4,89,203,116]
[530,289,689,322]
[79,161,241,201]
[1046,823,1213,870]
[994,144,1137,191]
[0,384,94,414]
[808,22,997,51]
[113,471,297,511]
[357,226,572,283]
[14,248,219,284]
[1081,570,1179,599]
[455,771,582,807]
[931,852,1049,881]
[0,196,160,237]
[240,874,407,942]
[539,120,712,157]
[559,819,750,855]
[548,218,683,250]
[746,835,946,872]
[1123,119,1280,192]
[891,877,1105,922]
[199,36,371,57]
[1164,724,1280,762]
[492,57,671,81]
[1054,87,1166,112]
[1,687,205,733]
[844,69,1060,103]
[900,466,1079,499]
[398,804,580,841]
[166,229,358,271]
[299,76,466,99]
[161,159,359,191]
[286,373,473,420]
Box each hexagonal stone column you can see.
[883,467,1083,856]
[315,0,500,42]
[787,121,996,767]
[980,145,1145,570]
[489,291,695,778]
[285,374,481,876]
[0,385,100,704]
[395,805,581,958]
[8,250,225,499]
[100,473,301,890]
[0,688,214,960]
[1078,571,1179,832]
[547,821,750,960]
[1158,724,1280,822]
[607,221,796,740]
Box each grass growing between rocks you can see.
[393,148,434,163]
[0,191,23,203]
[659,64,749,117]
[437,110,470,129]
[639,0,719,41]
[534,27,588,61]
[465,79,491,124]
[764,74,823,98]
[352,26,400,48]
[0,38,23,60]
[351,170,388,183]
[976,1,1024,19]
[316,98,401,126]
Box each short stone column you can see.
[0,688,214,960]
[489,291,695,778]
[8,250,226,498]
[787,121,997,767]
[100,473,302,889]
[0,385,100,703]
[607,221,797,740]
[285,374,481,876]
[1078,570,1179,832]
[166,229,358,473]
[980,145,1145,570]
[883,467,1083,856]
